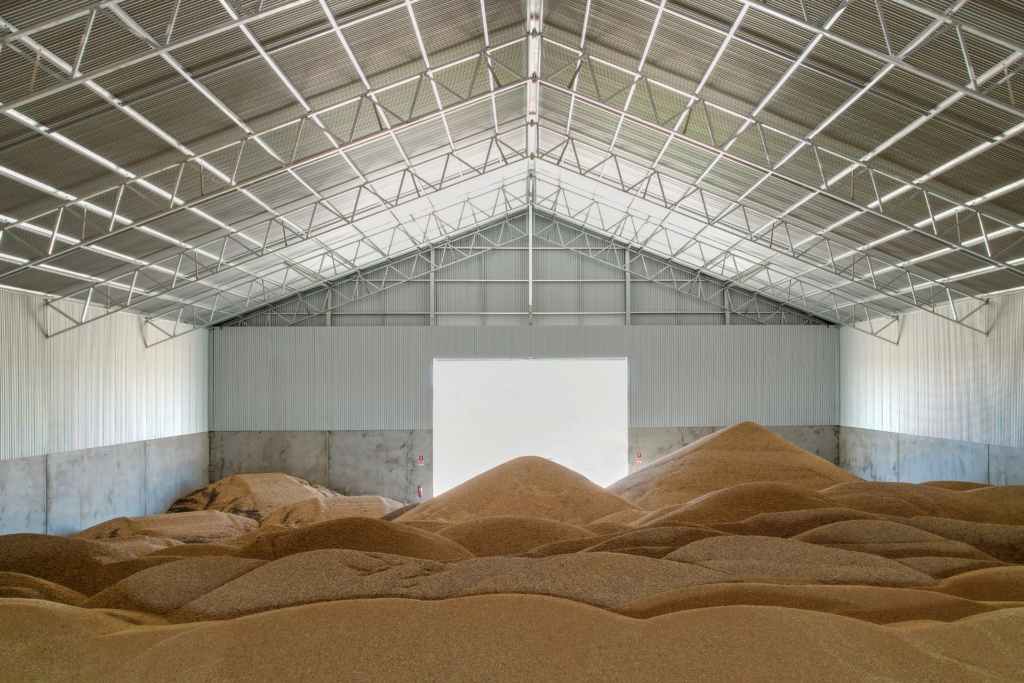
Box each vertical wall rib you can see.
[0,290,210,460]
[212,326,839,431]
[841,290,1024,449]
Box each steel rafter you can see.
[534,213,831,328]
[144,182,532,342]
[0,9,363,309]
[529,177,900,340]
[669,0,1024,121]
[599,1,1024,292]
[535,135,985,335]
[624,5,1024,297]
[0,36,526,239]
[225,214,529,329]
[8,0,1024,345]
[102,3,412,300]
[539,42,1024,285]
[217,171,902,340]
[42,146,530,338]
[0,66,528,291]
[538,100,998,323]
[217,206,834,331]
[0,0,375,113]
[0,1,123,46]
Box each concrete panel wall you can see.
[47,441,147,536]
[990,445,1024,486]
[210,432,329,488]
[145,433,211,516]
[839,426,1024,485]
[897,433,988,484]
[839,427,899,482]
[0,433,209,536]
[214,426,838,501]
[210,430,431,505]
[765,426,840,465]
[0,455,47,535]
[328,431,433,503]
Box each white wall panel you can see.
[841,290,1024,449]
[213,325,838,430]
[0,290,210,460]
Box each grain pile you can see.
[235,517,474,562]
[611,583,1016,623]
[820,481,1010,524]
[399,456,640,524]
[607,422,861,509]
[933,566,1024,601]
[260,496,404,525]
[639,481,832,525]
[792,520,997,560]
[2,422,1023,682]
[3,596,1024,682]
[437,516,594,556]
[168,473,344,521]
[75,510,257,544]
[922,481,992,492]
[0,571,86,605]
[665,535,938,587]
[90,535,184,557]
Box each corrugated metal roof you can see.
[1,0,1024,341]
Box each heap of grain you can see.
[607,422,861,510]
[2,422,1023,682]
[399,456,640,524]
[168,473,344,522]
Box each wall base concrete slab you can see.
[0,454,47,535]
[990,444,1024,486]
[0,432,209,536]
[210,431,328,487]
[208,430,433,506]
[898,433,988,484]
[839,426,1023,486]
[210,427,839,501]
[328,430,432,504]
[840,426,899,482]
[46,442,147,537]
[146,433,210,515]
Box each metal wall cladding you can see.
[0,290,210,460]
[212,325,839,431]
[840,290,1024,449]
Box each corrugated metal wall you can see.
[212,325,839,430]
[840,290,1024,449]
[0,290,210,460]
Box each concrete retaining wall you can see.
[839,426,1024,485]
[211,426,839,503]
[0,433,209,536]
[210,431,433,505]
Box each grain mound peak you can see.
[607,422,861,510]
[400,456,639,524]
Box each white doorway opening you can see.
[432,358,628,495]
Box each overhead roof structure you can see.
[2,0,1023,344]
